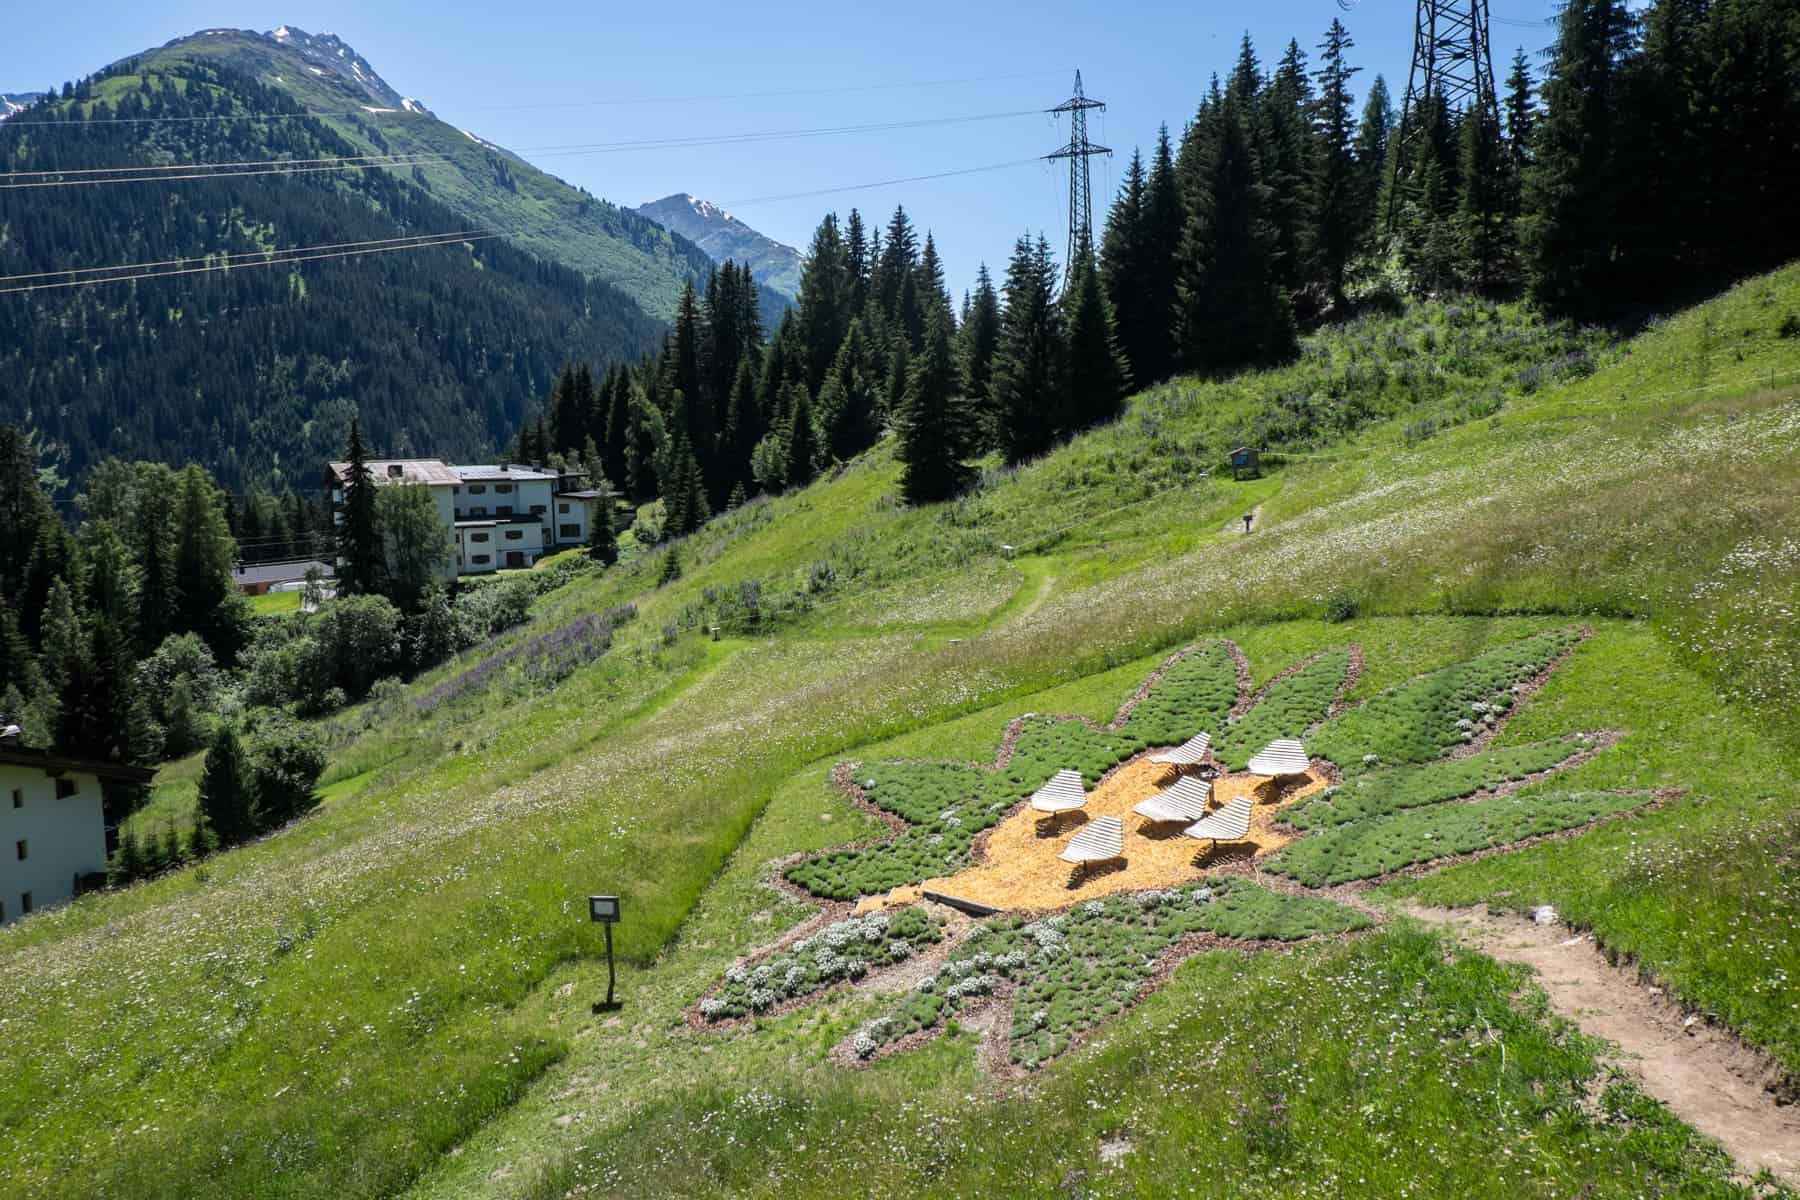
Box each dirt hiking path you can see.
[1406,904,1800,1185]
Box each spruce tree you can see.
[1140,125,1185,385]
[993,234,1066,464]
[111,827,145,885]
[667,283,712,467]
[897,311,974,505]
[1175,99,1296,372]
[916,233,954,331]
[1523,0,1634,316]
[337,417,384,598]
[1311,19,1363,306]
[1262,38,1319,303]
[1062,252,1132,432]
[1455,102,1513,292]
[720,357,764,499]
[1100,148,1153,385]
[796,214,853,394]
[958,264,1003,448]
[657,544,683,587]
[1353,75,1395,241]
[197,724,252,848]
[782,385,820,489]
[1502,49,1536,183]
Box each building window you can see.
[471,554,491,565]
[560,523,580,538]
[468,484,487,494]
[19,892,31,915]
[497,504,513,516]
[558,502,570,514]
[496,483,513,494]
[15,839,25,861]
[471,532,490,543]
[55,778,76,799]
[504,529,523,541]
[10,789,20,809]
[531,504,547,516]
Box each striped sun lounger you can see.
[1149,731,1212,767]
[1184,794,1254,853]
[1133,775,1213,824]
[1059,815,1125,864]
[1030,768,1087,814]
[1245,738,1310,778]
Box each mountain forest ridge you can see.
[0,25,790,492]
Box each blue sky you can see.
[2,0,1557,301]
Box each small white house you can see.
[0,742,154,926]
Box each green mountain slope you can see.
[122,26,718,321]
[2,267,1797,1199]
[0,58,667,491]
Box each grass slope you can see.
[3,274,1799,1199]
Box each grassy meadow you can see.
[2,268,1798,1199]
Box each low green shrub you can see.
[1265,789,1650,886]
[1310,628,1582,770]
[1215,648,1351,769]
[699,908,941,1020]
[851,880,1367,1068]
[1280,738,1590,830]
[1122,643,1239,745]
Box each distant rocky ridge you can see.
[1,92,46,121]
[637,193,804,302]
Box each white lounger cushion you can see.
[1030,768,1088,814]
[1149,732,1212,766]
[1245,739,1310,777]
[1184,795,1253,845]
[1059,815,1125,863]
[1133,775,1212,823]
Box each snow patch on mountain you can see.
[259,25,404,108]
[635,192,803,301]
[0,92,46,122]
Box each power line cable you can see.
[0,68,1067,130]
[2,109,1046,190]
[1,152,1046,292]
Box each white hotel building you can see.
[0,739,154,926]
[325,459,610,576]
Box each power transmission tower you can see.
[1388,0,1500,224]
[1044,70,1110,290]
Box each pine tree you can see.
[111,827,145,885]
[1353,75,1394,242]
[1523,0,1634,316]
[797,214,853,394]
[586,484,618,566]
[844,208,870,314]
[337,417,384,598]
[657,544,683,587]
[818,319,880,460]
[897,311,974,505]
[782,385,820,489]
[1502,49,1536,182]
[1062,252,1132,431]
[993,234,1066,464]
[1263,38,1319,303]
[667,282,712,469]
[601,367,632,487]
[720,356,764,499]
[160,822,184,873]
[1100,148,1153,385]
[916,233,954,331]
[197,724,252,848]
[1175,98,1296,372]
[1455,102,1513,292]
[958,264,1002,448]
[1311,19,1363,306]
[1140,125,1185,385]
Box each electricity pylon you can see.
[1044,70,1111,290]
[1388,0,1500,224]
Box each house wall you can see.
[553,496,592,547]
[0,766,106,926]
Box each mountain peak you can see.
[258,24,405,108]
[637,193,802,302]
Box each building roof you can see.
[453,464,559,482]
[233,559,333,586]
[556,489,608,500]
[327,459,460,486]
[0,746,156,784]
[454,519,500,528]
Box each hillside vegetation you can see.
[1,266,1797,1199]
